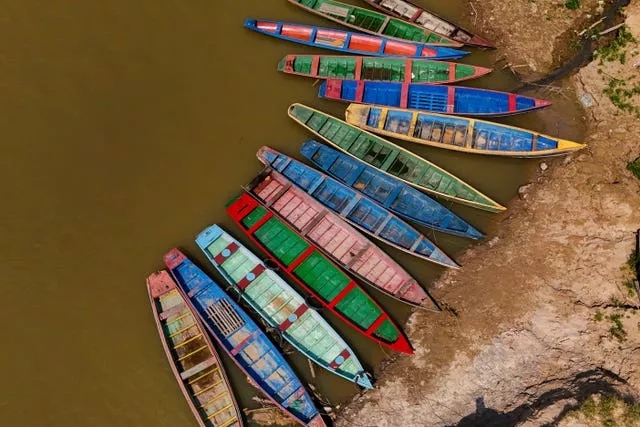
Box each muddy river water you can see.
[0,1,586,425]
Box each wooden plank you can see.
[311,55,320,77]
[173,333,204,351]
[299,209,329,236]
[159,303,187,321]
[354,56,363,80]
[179,357,217,380]
[446,86,455,113]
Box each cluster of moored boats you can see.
[146,1,586,426]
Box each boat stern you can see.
[147,270,177,298]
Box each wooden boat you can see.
[164,249,325,427]
[288,103,505,212]
[286,0,461,47]
[299,140,484,239]
[146,271,242,427]
[278,55,492,85]
[226,192,414,354]
[255,146,458,270]
[195,225,373,388]
[345,104,586,157]
[244,20,468,60]
[319,79,551,117]
[244,167,442,309]
[362,0,494,48]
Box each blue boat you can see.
[195,225,373,389]
[164,249,326,427]
[256,146,459,268]
[300,140,483,240]
[244,20,468,61]
[318,79,551,117]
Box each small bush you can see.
[625,402,640,421]
[594,310,603,321]
[628,159,640,179]
[581,397,597,417]
[565,0,580,10]
[609,314,627,341]
[600,394,618,418]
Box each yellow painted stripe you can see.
[199,390,229,408]
[193,379,223,397]
[188,367,219,385]
[177,345,208,362]
[172,333,203,350]
[207,403,234,420]
[217,416,238,427]
[377,109,388,131]
[159,290,178,301]
[466,120,475,148]
[169,322,197,338]
[407,112,418,138]
[166,312,191,326]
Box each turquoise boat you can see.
[196,225,373,389]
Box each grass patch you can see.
[609,314,627,342]
[595,310,603,321]
[565,0,580,10]
[625,402,640,422]
[581,397,597,417]
[596,25,638,64]
[600,394,618,418]
[628,159,640,179]
[623,280,636,298]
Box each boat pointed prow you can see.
[557,139,587,152]
[163,248,187,270]
[256,145,280,165]
[146,270,176,298]
[355,373,374,389]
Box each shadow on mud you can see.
[453,368,634,427]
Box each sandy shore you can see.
[337,2,640,426]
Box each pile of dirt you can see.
[337,3,640,427]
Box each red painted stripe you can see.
[508,93,517,112]
[324,79,343,99]
[213,242,239,265]
[365,314,388,335]
[284,54,295,73]
[404,59,412,83]
[354,56,363,80]
[311,55,320,78]
[236,264,266,290]
[226,193,259,222]
[286,246,316,272]
[247,211,274,234]
[355,80,365,103]
[409,9,421,22]
[329,348,352,369]
[447,86,455,113]
[400,83,409,109]
[448,63,456,82]
[230,331,257,356]
[278,304,309,332]
[328,281,356,308]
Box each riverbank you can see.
[337,2,640,426]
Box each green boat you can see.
[287,0,461,47]
[278,55,492,85]
[288,103,505,213]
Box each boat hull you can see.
[287,103,505,213]
[319,79,551,117]
[226,192,414,354]
[244,19,468,60]
[196,225,373,388]
[345,104,586,157]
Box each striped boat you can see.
[362,0,494,48]
[164,249,325,427]
[278,55,492,85]
[245,167,441,309]
[226,192,414,354]
[244,20,468,60]
[256,146,458,270]
[287,0,461,47]
[196,225,373,388]
[147,271,242,427]
[345,103,586,157]
[288,103,505,212]
[319,79,551,117]
[299,140,483,239]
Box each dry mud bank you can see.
[337,3,640,427]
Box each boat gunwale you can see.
[226,192,414,354]
[285,0,463,47]
[195,224,373,388]
[287,102,506,213]
[345,104,586,158]
[146,272,243,427]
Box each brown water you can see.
[0,1,585,426]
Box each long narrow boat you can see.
[299,140,483,238]
[255,146,459,269]
[195,225,373,388]
[286,0,461,47]
[244,20,468,60]
[278,55,492,85]
[288,103,505,212]
[226,192,414,354]
[164,249,325,427]
[319,79,551,117]
[362,0,494,48]
[146,271,242,427]
[345,104,586,157]
[244,167,442,309]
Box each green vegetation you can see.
[628,159,640,179]
[602,78,640,118]
[575,395,640,426]
[609,314,627,341]
[596,26,637,64]
[623,280,636,298]
[595,310,603,321]
[625,402,640,422]
[600,394,617,418]
[581,397,597,417]
[565,0,580,10]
